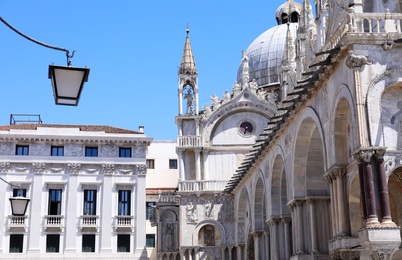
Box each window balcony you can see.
[178,180,228,193]
[177,135,202,147]
[114,215,134,230]
[44,215,64,229]
[8,215,28,230]
[80,215,99,230]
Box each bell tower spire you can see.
[178,26,199,116]
[176,26,202,183]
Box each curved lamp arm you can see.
[0,16,75,66]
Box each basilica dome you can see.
[237,1,300,87]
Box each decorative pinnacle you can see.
[179,23,197,75]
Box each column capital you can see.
[324,166,347,181]
[252,230,262,237]
[282,216,292,223]
[267,217,281,226]
[373,147,387,160]
[353,148,374,163]
[287,198,305,208]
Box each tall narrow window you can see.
[119,147,131,158]
[48,189,62,215]
[82,234,95,252]
[46,234,60,253]
[146,234,155,248]
[13,188,26,197]
[118,190,131,216]
[146,202,156,220]
[85,147,98,157]
[51,146,64,156]
[16,145,29,156]
[9,234,23,253]
[83,190,97,215]
[117,234,130,252]
[169,159,178,169]
[146,159,155,169]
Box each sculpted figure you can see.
[184,89,194,114]
[186,201,197,223]
[204,199,214,219]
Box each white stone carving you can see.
[204,199,214,219]
[30,144,49,156]
[186,201,198,224]
[100,144,117,157]
[68,163,81,175]
[65,144,84,157]
[133,145,146,158]
[0,143,13,155]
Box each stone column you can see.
[179,89,183,115]
[236,244,244,260]
[354,148,379,225]
[295,200,305,254]
[346,50,371,148]
[202,148,209,180]
[228,247,233,260]
[195,148,201,181]
[373,148,393,223]
[221,247,225,260]
[252,231,261,260]
[288,202,296,255]
[334,167,348,236]
[178,149,185,181]
[263,230,270,260]
[194,247,199,260]
[308,199,318,254]
[282,216,292,259]
[195,87,199,115]
[325,170,337,237]
[268,218,280,259]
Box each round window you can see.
[239,121,254,136]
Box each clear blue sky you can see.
[0,0,289,140]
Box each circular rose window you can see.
[239,121,254,136]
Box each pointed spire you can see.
[179,25,197,75]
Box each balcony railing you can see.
[178,180,228,193]
[158,192,179,204]
[80,215,99,229]
[177,135,202,147]
[114,215,134,230]
[44,215,64,228]
[352,12,402,33]
[8,216,27,229]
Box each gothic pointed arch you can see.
[293,112,328,198]
[237,187,250,244]
[270,154,288,217]
[293,110,330,254]
[253,173,265,232]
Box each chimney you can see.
[138,126,144,133]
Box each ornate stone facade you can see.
[154,0,402,259]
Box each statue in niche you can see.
[184,88,194,114]
[186,201,197,224]
[165,223,175,251]
[204,226,215,246]
[205,199,214,219]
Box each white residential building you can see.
[145,141,179,260]
[0,124,152,259]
